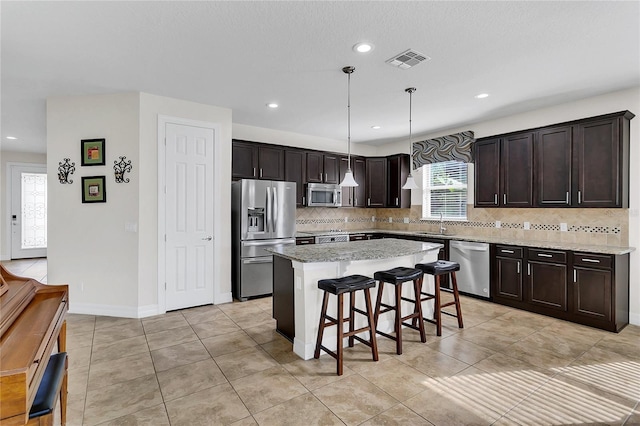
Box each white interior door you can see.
[165,123,215,310]
[11,164,47,259]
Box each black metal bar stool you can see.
[414,260,464,336]
[373,267,426,355]
[314,274,379,375]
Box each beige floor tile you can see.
[230,416,258,426]
[91,335,149,364]
[180,304,228,325]
[260,335,300,364]
[66,314,96,335]
[68,344,92,370]
[214,346,278,381]
[457,323,532,352]
[96,404,170,425]
[501,332,593,369]
[596,333,640,361]
[282,356,355,391]
[201,330,258,357]
[252,392,344,426]
[354,357,433,401]
[313,374,398,425]
[428,334,496,365]
[231,365,308,414]
[229,310,276,329]
[359,403,431,426]
[569,344,632,366]
[92,321,145,346]
[165,382,250,425]
[244,321,281,344]
[399,345,470,378]
[151,340,211,372]
[83,374,163,426]
[145,324,198,351]
[473,353,555,379]
[190,316,240,339]
[65,396,86,426]
[67,366,89,399]
[404,383,501,426]
[141,311,190,334]
[94,316,142,331]
[66,330,94,349]
[157,358,227,401]
[87,351,155,391]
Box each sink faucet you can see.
[439,212,446,234]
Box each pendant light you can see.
[402,87,419,190]
[340,66,358,187]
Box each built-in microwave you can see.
[306,183,342,207]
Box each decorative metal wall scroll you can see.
[113,156,132,183]
[58,158,76,184]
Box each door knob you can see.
[202,236,213,241]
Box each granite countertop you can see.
[267,238,442,263]
[294,229,634,255]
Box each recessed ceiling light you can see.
[371,125,381,130]
[266,103,279,108]
[353,42,374,53]
[475,93,489,99]
[6,136,17,140]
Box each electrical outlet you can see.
[389,217,393,223]
[404,217,409,224]
[560,222,568,232]
[524,221,530,230]
[495,221,501,228]
[344,216,348,223]
[371,216,375,222]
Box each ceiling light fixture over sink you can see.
[402,87,419,190]
[340,66,358,187]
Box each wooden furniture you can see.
[314,275,378,376]
[475,110,634,208]
[339,156,366,207]
[284,149,307,206]
[490,245,629,332]
[365,157,387,207]
[415,261,464,336]
[232,140,285,181]
[386,154,411,208]
[373,267,426,355]
[0,264,69,426]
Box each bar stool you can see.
[314,275,379,375]
[373,267,426,355]
[414,260,464,336]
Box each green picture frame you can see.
[81,138,105,166]
[82,176,106,203]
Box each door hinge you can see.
[164,282,167,290]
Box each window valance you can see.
[412,130,475,167]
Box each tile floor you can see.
[3,258,640,425]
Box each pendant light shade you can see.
[402,87,420,190]
[340,66,359,187]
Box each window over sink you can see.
[421,161,468,220]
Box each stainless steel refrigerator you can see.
[232,179,296,300]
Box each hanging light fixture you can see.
[340,66,358,187]
[402,87,419,190]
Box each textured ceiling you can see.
[2,1,639,153]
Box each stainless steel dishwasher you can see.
[449,240,490,299]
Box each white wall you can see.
[46,92,233,317]
[47,93,141,315]
[0,151,47,260]
[391,87,640,324]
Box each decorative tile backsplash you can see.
[296,205,629,247]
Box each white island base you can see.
[282,243,441,360]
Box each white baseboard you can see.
[0,254,10,261]
[215,291,233,305]
[629,312,640,326]
[69,302,161,319]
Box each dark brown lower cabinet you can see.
[491,244,629,332]
[273,255,294,341]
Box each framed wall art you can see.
[81,138,105,166]
[82,176,106,203]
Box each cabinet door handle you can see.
[581,258,600,263]
[355,198,358,206]
[253,167,256,177]
[527,263,531,276]
[503,194,507,204]
[325,173,327,182]
[578,190,582,204]
[501,249,514,254]
[368,198,371,206]
[260,168,263,178]
[517,261,520,274]
[537,253,553,258]
[395,197,399,206]
[302,196,306,205]
[574,269,577,283]
[494,194,498,205]
[566,192,569,205]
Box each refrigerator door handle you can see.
[273,186,278,231]
[265,186,271,233]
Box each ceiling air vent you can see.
[386,49,430,70]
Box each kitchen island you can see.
[268,238,442,360]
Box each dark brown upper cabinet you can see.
[365,157,387,207]
[474,133,533,207]
[387,154,411,208]
[284,149,306,206]
[339,156,366,207]
[475,111,633,208]
[306,152,339,184]
[535,126,572,207]
[232,140,285,181]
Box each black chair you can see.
[415,260,464,336]
[373,266,426,355]
[314,275,379,375]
